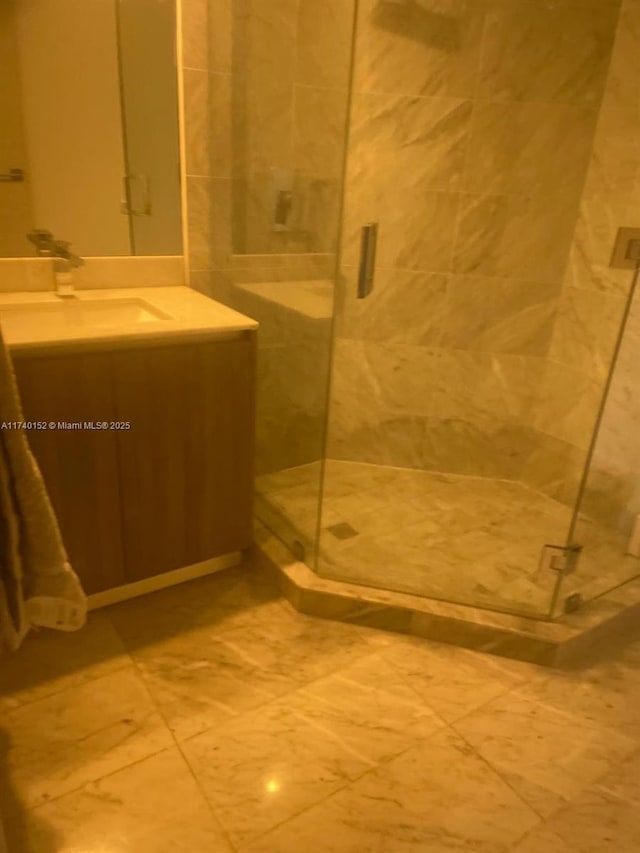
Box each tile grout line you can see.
[0,656,134,717]
[173,735,239,852]
[448,722,549,824]
[102,612,240,851]
[148,638,419,849]
[232,727,449,851]
[446,678,640,827]
[375,641,538,729]
[104,594,392,756]
[505,778,640,852]
[23,743,174,815]
[350,88,604,113]
[175,640,387,751]
[102,603,469,848]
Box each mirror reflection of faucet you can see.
[27,229,84,298]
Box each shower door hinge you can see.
[538,543,582,576]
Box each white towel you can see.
[0,326,86,651]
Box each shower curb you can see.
[252,521,640,667]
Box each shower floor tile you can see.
[256,460,638,617]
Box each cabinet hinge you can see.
[539,543,582,576]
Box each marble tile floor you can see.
[256,461,640,618]
[1,563,640,852]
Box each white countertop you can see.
[0,286,258,353]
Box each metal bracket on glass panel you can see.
[538,543,582,576]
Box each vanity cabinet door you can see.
[11,352,126,595]
[112,335,255,582]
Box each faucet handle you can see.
[26,229,84,266]
[27,229,55,253]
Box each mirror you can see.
[0,0,182,259]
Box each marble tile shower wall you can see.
[328,0,623,487]
[183,0,356,296]
[580,277,640,534]
[230,0,352,256]
[182,1,354,480]
[184,1,359,480]
[527,0,640,521]
[181,0,639,522]
[181,0,233,298]
[182,1,340,291]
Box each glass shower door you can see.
[314,0,631,618]
[224,1,358,566]
[558,262,640,613]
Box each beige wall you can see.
[0,3,34,256]
[327,0,623,488]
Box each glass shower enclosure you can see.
[222,0,640,620]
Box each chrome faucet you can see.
[52,239,84,269]
[27,229,84,266]
[27,230,84,297]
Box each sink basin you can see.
[0,298,170,339]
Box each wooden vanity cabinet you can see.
[11,333,256,595]
[12,351,126,594]
[112,337,255,582]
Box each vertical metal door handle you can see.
[357,222,378,299]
